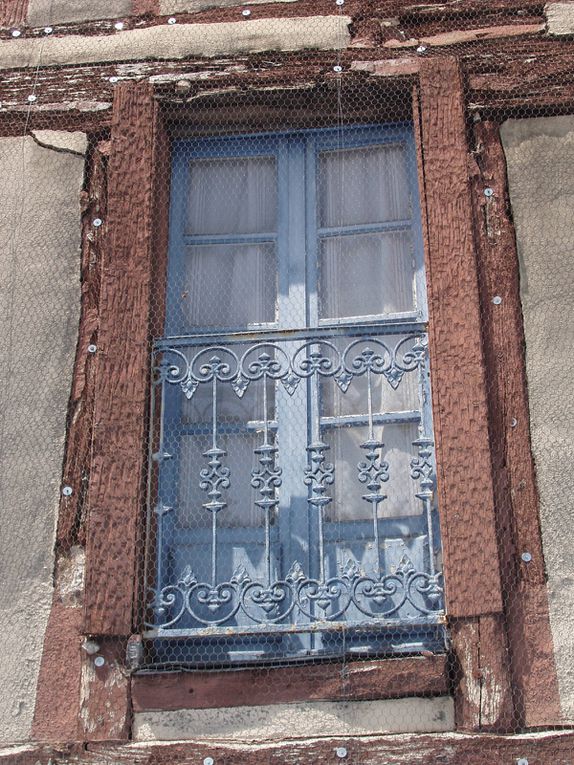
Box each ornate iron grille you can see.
[144,325,445,657]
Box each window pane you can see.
[324,422,422,522]
[318,144,410,228]
[319,231,415,319]
[181,243,276,328]
[320,334,420,417]
[185,155,277,236]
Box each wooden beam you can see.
[6,731,574,764]
[132,655,449,712]
[470,119,562,728]
[449,615,514,732]
[79,638,131,742]
[417,56,503,619]
[57,139,107,549]
[0,0,27,27]
[83,81,159,636]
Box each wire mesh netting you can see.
[1,0,574,757]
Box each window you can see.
[145,123,445,664]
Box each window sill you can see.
[131,654,448,712]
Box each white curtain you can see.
[318,143,415,320]
[317,143,421,522]
[177,143,421,530]
[183,155,277,329]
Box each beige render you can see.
[501,115,574,723]
[0,132,84,743]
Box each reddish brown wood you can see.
[79,638,130,742]
[57,139,107,549]
[470,119,562,728]
[418,57,503,618]
[31,599,83,742]
[9,731,574,764]
[351,57,420,77]
[1,37,574,124]
[0,0,27,27]
[385,22,544,48]
[132,0,159,15]
[132,655,448,712]
[83,81,158,636]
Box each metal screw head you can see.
[242,8,251,15]
[109,76,119,83]
[333,65,343,73]
[203,758,214,765]
[93,218,103,227]
[167,16,177,23]
[88,344,97,354]
[517,759,529,765]
[416,45,427,54]
[27,94,37,103]
[336,0,345,5]
[94,656,105,667]
[82,639,100,655]
[510,417,518,428]
[521,552,532,563]
[492,295,502,305]
[175,79,192,93]
[114,21,124,30]
[11,29,21,37]
[335,748,348,759]
[44,26,53,34]
[484,187,494,197]
[62,486,73,496]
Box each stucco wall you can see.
[501,115,574,722]
[133,697,455,742]
[0,132,84,743]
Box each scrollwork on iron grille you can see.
[145,329,444,635]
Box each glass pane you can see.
[321,334,421,417]
[181,243,276,328]
[318,143,410,228]
[319,231,415,319]
[323,422,422,522]
[186,155,277,236]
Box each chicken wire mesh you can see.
[1,0,574,756]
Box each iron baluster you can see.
[250,358,283,590]
[357,355,390,578]
[199,363,230,590]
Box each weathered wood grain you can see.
[79,638,130,742]
[5,731,574,764]
[418,57,503,618]
[57,139,107,549]
[83,81,158,636]
[450,616,514,732]
[0,0,27,27]
[132,655,448,711]
[470,119,562,728]
[2,38,574,126]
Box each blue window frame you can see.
[146,124,445,665]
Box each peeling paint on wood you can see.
[384,22,545,48]
[79,639,130,741]
[4,730,574,764]
[132,655,449,711]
